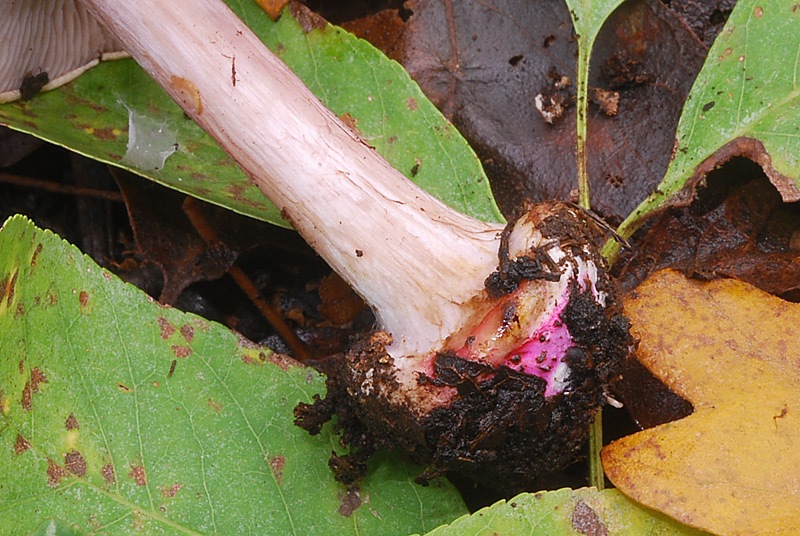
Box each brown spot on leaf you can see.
[18,360,24,374]
[158,317,175,339]
[21,385,31,411]
[79,291,89,308]
[269,353,299,371]
[65,413,80,430]
[91,127,119,141]
[291,2,327,32]
[268,455,285,485]
[30,243,43,274]
[180,324,194,343]
[172,345,192,358]
[6,269,18,307]
[14,303,24,317]
[102,463,116,485]
[338,487,363,517]
[21,367,48,411]
[14,434,31,454]
[572,500,607,536]
[207,398,223,413]
[405,97,418,111]
[129,465,147,486]
[65,450,87,477]
[161,482,183,497]
[117,383,132,394]
[47,459,68,487]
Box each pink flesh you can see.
[448,281,576,398]
[502,295,572,397]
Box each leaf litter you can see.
[603,269,800,535]
[371,0,709,223]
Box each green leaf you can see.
[0,215,467,534]
[563,0,627,209]
[0,3,503,227]
[421,488,708,536]
[30,519,84,536]
[564,0,628,47]
[618,0,800,237]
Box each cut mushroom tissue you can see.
[296,202,631,491]
[4,0,632,491]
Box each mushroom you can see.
[0,0,126,103]
[16,0,631,490]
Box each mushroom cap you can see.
[0,0,126,103]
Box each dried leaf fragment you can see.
[603,269,800,535]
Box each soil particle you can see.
[65,413,80,430]
[65,450,87,477]
[20,72,49,101]
[14,434,31,454]
[338,487,363,517]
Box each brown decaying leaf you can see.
[114,171,235,303]
[603,269,800,535]
[392,0,706,223]
[614,169,800,299]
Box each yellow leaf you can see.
[603,269,800,535]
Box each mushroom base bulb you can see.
[295,202,632,492]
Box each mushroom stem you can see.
[81,0,504,357]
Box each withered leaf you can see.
[603,269,800,535]
[614,171,800,298]
[399,0,707,223]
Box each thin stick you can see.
[183,197,312,361]
[0,171,123,201]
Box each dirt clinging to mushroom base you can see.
[295,203,632,492]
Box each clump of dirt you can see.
[296,203,632,493]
